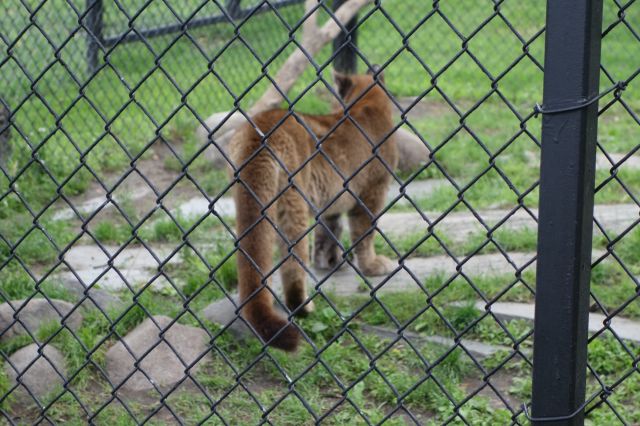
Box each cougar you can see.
[230,68,398,350]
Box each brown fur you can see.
[230,71,398,351]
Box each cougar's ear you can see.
[367,64,384,83]
[334,71,354,100]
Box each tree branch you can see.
[196,0,429,173]
[249,0,372,114]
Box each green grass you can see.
[0,289,519,424]
[0,263,76,304]
[2,0,639,229]
[1,260,638,423]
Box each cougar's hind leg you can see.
[348,183,395,277]
[313,214,344,270]
[277,188,315,316]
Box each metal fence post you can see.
[531,1,604,425]
[86,0,104,73]
[332,0,358,73]
[226,0,242,19]
[0,102,10,172]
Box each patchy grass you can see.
[0,263,76,304]
[0,290,518,424]
[2,263,638,423]
[2,0,638,230]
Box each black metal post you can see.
[0,102,10,172]
[531,1,604,425]
[332,0,358,73]
[226,0,242,19]
[86,0,104,73]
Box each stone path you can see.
[379,203,638,241]
[59,244,178,291]
[52,176,155,221]
[270,252,538,296]
[172,179,448,220]
[51,176,449,222]
[52,179,637,294]
[200,296,519,359]
[597,152,640,170]
[524,151,640,171]
[120,189,638,246]
[360,325,513,359]
[175,196,235,218]
[58,242,537,293]
[55,199,634,292]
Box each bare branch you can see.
[302,0,318,45]
[197,0,428,173]
[249,0,372,114]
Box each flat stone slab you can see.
[5,343,66,402]
[106,316,210,392]
[271,250,601,297]
[201,294,291,339]
[52,180,153,221]
[203,297,518,359]
[59,244,177,291]
[379,203,639,242]
[174,179,447,220]
[360,325,512,359]
[0,299,83,340]
[269,252,538,296]
[596,152,640,170]
[175,197,235,219]
[476,301,640,343]
[52,202,633,295]
[525,152,640,171]
[57,277,124,312]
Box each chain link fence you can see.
[0,0,639,424]
[582,0,640,422]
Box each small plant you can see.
[93,221,130,244]
[444,303,481,332]
[509,376,532,400]
[300,305,345,342]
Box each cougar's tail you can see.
[233,136,300,351]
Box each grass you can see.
[0,246,638,422]
[0,263,76,304]
[7,295,523,424]
[2,0,640,423]
[2,273,635,423]
[2,0,639,224]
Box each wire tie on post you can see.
[533,81,626,118]
[522,394,594,423]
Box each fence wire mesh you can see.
[0,0,638,424]
[582,0,640,423]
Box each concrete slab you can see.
[378,203,639,242]
[59,244,177,291]
[475,301,640,343]
[360,325,513,359]
[269,252,537,296]
[173,179,448,220]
